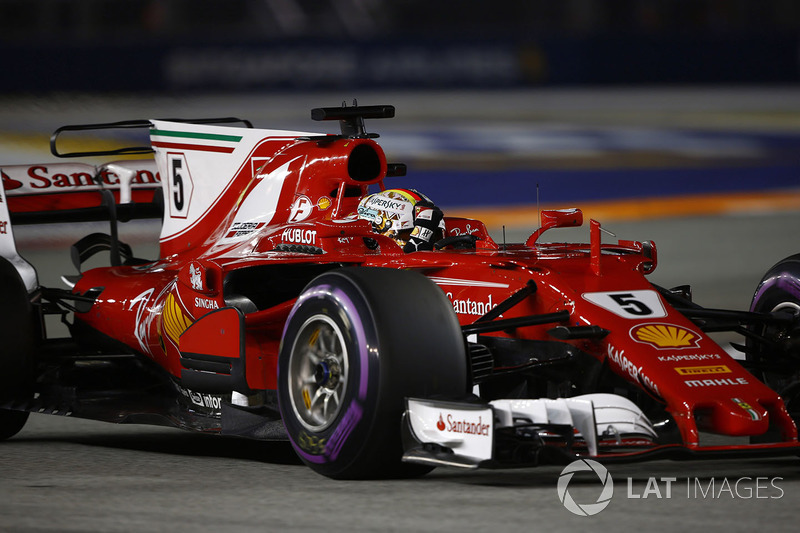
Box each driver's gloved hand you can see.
[403,201,443,253]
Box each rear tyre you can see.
[748,254,800,417]
[0,258,37,440]
[277,267,468,479]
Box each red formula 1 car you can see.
[1,105,799,479]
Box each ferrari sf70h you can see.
[1,105,799,479]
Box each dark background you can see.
[1,1,798,212]
[1,0,799,93]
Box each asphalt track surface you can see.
[2,89,800,531]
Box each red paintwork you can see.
[62,132,796,452]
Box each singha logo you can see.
[189,263,203,291]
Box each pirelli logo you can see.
[674,365,731,376]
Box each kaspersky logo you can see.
[557,459,614,516]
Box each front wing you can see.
[401,394,800,469]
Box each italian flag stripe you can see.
[151,141,235,153]
[151,129,243,142]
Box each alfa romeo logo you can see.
[557,459,614,516]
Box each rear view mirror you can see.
[526,208,583,246]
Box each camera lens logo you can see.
[557,459,614,516]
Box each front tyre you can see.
[278,267,467,479]
[748,254,800,416]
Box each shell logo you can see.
[630,323,700,349]
[162,293,193,346]
[317,196,332,210]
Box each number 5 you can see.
[609,293,652,316]
[172,158,184,211]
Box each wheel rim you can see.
[772,301,800,316]
[287,314,349,432]
[764,301,800,362]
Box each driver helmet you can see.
[356,188,441,245]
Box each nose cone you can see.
[695,397,770,436]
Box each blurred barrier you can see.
[386,164,800,209]
[2,35,798,93]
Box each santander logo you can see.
[1,170,22,191]
[436,412,490,436]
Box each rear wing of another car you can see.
[4,117,252,225]
[0,117,252,283]
[2,160,163,223]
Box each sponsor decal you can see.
[297,430,327,455]
[607,345,661,396]
[224,221,266,239]
[357,205,383,227]
[31,166,92,188]
[674,365,731,376]
[438,412,490,436]
[289,195,313,222]
[732,398,762,421]
[685,377,749,387]
[445,292,498,317]
[162,292,193,346]
[631,323,700,349]
[1,169,22,190]
[415,208,433,221]
[365,196,405,211]
[449,224,479,236]
[179,387,223,409]
[195,297,219,310]
[658,353,721,362]
[189,263,203,291]
[281,227,317,245]
[410,226,433,241]
[0,219,7,234]
[317,196,332,210]
[325,402,363,461]
[1,165,159,195]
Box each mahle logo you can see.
[557,459,614,516]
